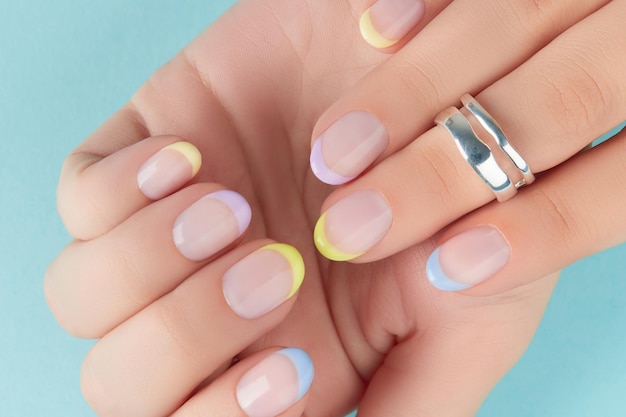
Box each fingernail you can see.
[137,141,202,200]
[310,111,388,185]
[314,189,392,261]
[173,190,251,261]
[223,243,305,319]
[360,0,426,49]
[236,348,314,417]
[426,226,511,291]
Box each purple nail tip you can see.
[206,190,252,236]
[309,140,355,185]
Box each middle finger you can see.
[309,0,608,184]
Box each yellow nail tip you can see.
[163,141,202,177]
[359,9,398,49]
[313,213,363,262]
[262,243,305,298]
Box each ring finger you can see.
[313,0,626,262]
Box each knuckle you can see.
[154,299,203,365]
[390,53,443,112]
[537,54,609,139]
[522,0,557,21]
[44,240,136,339]
[44,256,92,338]
[494,0,559,38]
[57,154,114,240]
[80,359,113,417]
[530,187,588,251]
[412,143,457,211]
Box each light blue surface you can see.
[0,1,624,416]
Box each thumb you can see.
[356,272,558,417]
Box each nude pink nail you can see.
[172,190,251,261]
[137,142,202,200]
[426,226,511,291]
[236,348,313,417]
[222,244,305,319]
[314,189,392,261]
[310,111,389,185]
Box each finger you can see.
[358,0,452,51]
[173,347,313,417]
[425,128,626,295]
[80,240,306,417]
[313,1,626,262]
[58,134,202,240]
[45,184,252,338]
[310,0,608,184]
[357,270,559,417]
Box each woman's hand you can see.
[45,1,563,416]
[310,0,626,294]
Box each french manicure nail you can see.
[223,243,305,319]
[172,190,251,261]
[360,0,426,49]
[426,226,511,291]
[236,348,314,417]
[314,189,392,261]
[310,111,389,185]
[137,141,202,200]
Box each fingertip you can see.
[163,141,203,177]
[359,9,398,49]
[313,213,362,262]
[310,139,355,185]
[137,140,203,201]
[359,0,426,50]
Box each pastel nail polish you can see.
[137,141,202,200]
[426,226,511,291]
[314,189,392,261]
[223,243,305,319]
[236,348,314,417]
[172,190,251,261]
[310,111,388,185]
[360,0,426,49]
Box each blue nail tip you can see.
[426,248,471,292]
[277,348,314,400]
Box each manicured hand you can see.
[45,1,564,416]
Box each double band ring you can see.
[435,95,535,202]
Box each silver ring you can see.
[435,95,535,202]
[435,107,517,202]
[461,94,535,187]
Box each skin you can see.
[43,1,571,416]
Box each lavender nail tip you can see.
[310,140,354,185]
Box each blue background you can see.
[0,1,624,416]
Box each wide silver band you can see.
[461,94,535,187]
[435,95,534,202]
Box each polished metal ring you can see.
[435,107,517,202]
[461,94,535,187]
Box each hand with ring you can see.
[311,0,626,295]
[44,0,622,416]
